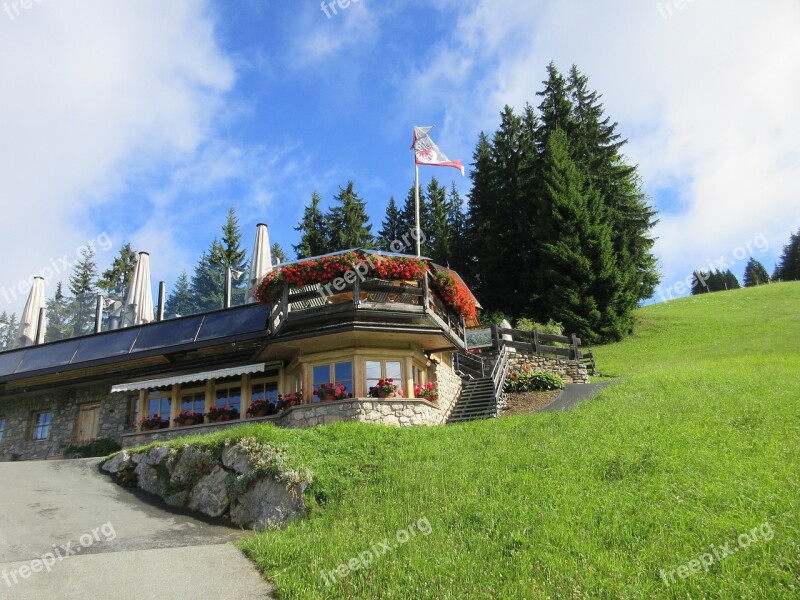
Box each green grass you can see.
[160,282,800,598]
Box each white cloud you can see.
[0,0,234,313]
[411,0,800,290]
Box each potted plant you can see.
[314,383,351,402]
[246,398,277,418]
[138,414,168,431]
[173,410,204,427]
[205,404,240,422]
[414,382,438,403]
[278,393,302,411]
[369,378,402,399]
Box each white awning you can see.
[111,363,269,393]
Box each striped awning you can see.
[110,363,269,393]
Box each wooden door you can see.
[77,404,101,443]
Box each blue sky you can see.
[1,0,799,315]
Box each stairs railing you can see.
[489,345,512,417]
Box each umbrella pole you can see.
[35,306,46,345]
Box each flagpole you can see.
[414,161,421,257]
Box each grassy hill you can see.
[161,283,800,598]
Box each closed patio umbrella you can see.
[247,223,272,303]
[16,276,45,347]
[123,252,154,327]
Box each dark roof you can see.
[0,303,270,384]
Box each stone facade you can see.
[0,384,134,461]
[503,351,589,384]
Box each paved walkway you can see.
[0,458,274,599]
[538,380,618,413]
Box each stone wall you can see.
[0,385,133,461]
[431,358,462,421]
[502,351,589,384]
[102,440,308,530]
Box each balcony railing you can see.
[268,272,467,346]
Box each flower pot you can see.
[251,410,268,418]
[320,395,335,402]
[378,392,396,399]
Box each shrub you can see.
[64,438,122,458]
[514,318,564,337]
[505,370,565,393]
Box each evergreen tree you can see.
[536,62,575,149]
[743,258,770,287]
[426,177,451,263]
[294,191,330,258]
[400,183,428,255]
[190,244,225,312]
[377,197,403,252]
[773,229,800,281]
[271,243,289,265]
[327,182,374,250]
[691,271,712,295]
[446,182,468,272]
[0,312,18,351]
[722,269,741,290]
[534,128,621,343]
[692,269,740,294]
[97,243,137,301]
[217,208,248,305]
[164,271,195,317]
[45,282,72,342]
[68,248,98,337]
[464,132,496,293]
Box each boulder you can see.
[230,478,306,530]
[102,451,132,474]
[221,444,253,475]
[187,466,230,518]
[135,463,167,497]
[144,446,172,467]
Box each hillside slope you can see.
[156,283,800,598]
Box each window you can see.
[147,391,172,422]
[181,390,206,415]
[312,361,353,402]
[251,381,279,405]
[0,418,5,441]
[215,386,242,417]
[366,360,403,394]
[127,397,139,429]
[32,412,52,441]
[413,365,426,387]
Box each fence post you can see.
[570,334,580,361]
[491,324,499,349]
[422,273,429,314]
[533,330,540,354]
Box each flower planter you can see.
[250,410,269,418]
[320,395,335,403]
[378,392,397,399]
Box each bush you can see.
[64,438,122,458]
[514,317,564,336]
[505,370,565,393]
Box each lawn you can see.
[159,282,800,598]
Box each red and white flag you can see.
[411,126,464,175]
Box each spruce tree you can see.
[426,177,451,263]
[535,128,620,342]
[0,313,18,350]
[68,248,98,337]
[218,208,248,305]
[45,282,72,342]
[271,243,289,265]
[446,182,468,272]
[464,132,496,293]
[190,244,225,312]
[294,191,330,258]
[774,229,800,281]
[400,183,428,255]
[97,243,137,301]
[165,271,195,317]
[327,181,374,251]
[743,258,770,287]
[377,197,403,252]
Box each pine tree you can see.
[377,197,403,252]
[537,62,575,149]
[400,183,428,255]
[190,243,225,312]
[743,258,770,287]
[446,182,468,272]
[773,229,800,281]
[271,243,289,265]
[45,282,72,342]
[68,248,98,337]
[0,313,18,350]
[464,132,496,294]
[426,177,451,263]
[327,182,374,250]
[97,243,137,301]
[294,191,330,258]
[535,128,621,342]
[217,208,248,305]
[165,271,195,317]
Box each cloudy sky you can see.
[1,0,798,315]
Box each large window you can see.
[215,385,242,417]
[0,418,5,441]
[147,391,172,422]
[181,390,206,415]
[312,361,353,402]
[365,360,403,394]
[32,412,52,441]
[251,381,279,406]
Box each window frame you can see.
[311,361,354,402]
[214,383,242,418]
[147,389,172,423]
[251,377,280,406]
[0,417,5,442]
[31,411,52,441]
[180,388,206,415]
[365,358,404,395]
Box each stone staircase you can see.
[447,347,511,424]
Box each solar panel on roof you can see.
[0,350,25,378]
[132,315,202,353]
[195,304,268,341]
[71,327,141,363]
[16,340,80,373]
